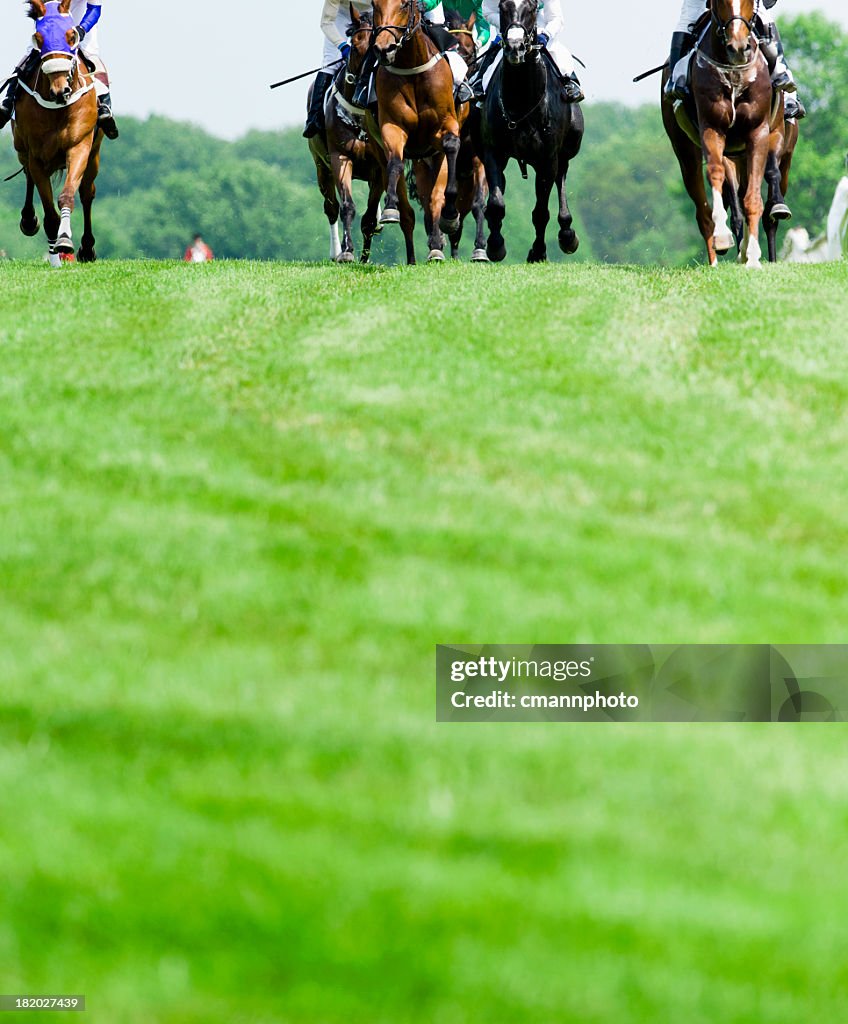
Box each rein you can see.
[16,53,95,110]
[498,37,548,131]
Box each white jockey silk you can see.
[481,0,574,78]
[674,0,774,32]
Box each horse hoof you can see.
[714,230,735,255]
[559,231,579,255]
[335,251,355,264]
[77,248,97,264]
[771,203,792,221]
[380,208,401,226]
[427,250,445,263]
[487,242,507,263]
[20,217,40,238]
[471,248,490,263]
[527,249,547,264]
[439,215,461,235]
[54,235,74,255]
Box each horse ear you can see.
[66,27,79,47]
[467,11,476,28]
[350,4,360,25]
[58,0,72,12]
[28,1,46,19]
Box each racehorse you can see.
[662,0,776,268]
[442,8,489,261]
[308,9,404,263]
[371,0,467,261]
[473,0,584,264]
[13,0,103,265]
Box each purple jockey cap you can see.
[35,1,77,58]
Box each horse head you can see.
[445,9,477,66]
[347,6,374,77]
[371,0,420,66]
[28,0,80,104]
[499,0,538,65]
[710,0,758,66]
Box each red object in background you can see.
[185,238,214,263]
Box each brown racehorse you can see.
[442,8,489,261]
[308,9,406,264]
[371,0,467,262]
[662,0,774,268]
[13,0,103,264]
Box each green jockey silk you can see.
[421,0,492,46]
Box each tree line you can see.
[0,14,844,265]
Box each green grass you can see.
[1,259,847,1023]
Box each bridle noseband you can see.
[373,0,422,55]
[712,0,760,52]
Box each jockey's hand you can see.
[339,42,351,61]
[74,24,86,41]
[538,32,549,47]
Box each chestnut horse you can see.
[371,0,467,262]
[662,0,775,268]
[13,0,103,265]
[309,9,405,263]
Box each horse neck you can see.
[501,52,546,113]
[394,21,434,69]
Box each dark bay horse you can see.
[474,0,583,263]
[308,9,404,263]
[371,0,467,261]
[13,0,103,264]
[662,0,776,268]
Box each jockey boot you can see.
[303,71,333,139]
[97,93,119,140]
[764,27,797,93]
[562,73,584,103]
[0,50,40,130]
[664,30,694,101]
[352,53,377,109]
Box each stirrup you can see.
[454,81,474,106]
[771,69,796,93]
[563,74,584,103]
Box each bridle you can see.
[344,19,373,86]
[500,1,541,65]
[372,0,422,53]
[711,0,760,53]
[39,51,79,102]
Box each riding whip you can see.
[633,62,668,83]
[270,60,343,90]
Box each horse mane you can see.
[444,8,472,32]
[27,0,46,19]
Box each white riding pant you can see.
[322,11,351,68]
[482,39,575,91]
[675,0,773,32]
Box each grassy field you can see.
[1,259,847,1023]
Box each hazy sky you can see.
[0,1,843,138]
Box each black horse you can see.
[473,0,584,263]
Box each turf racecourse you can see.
[1,260,847,1023]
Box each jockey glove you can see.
[538,33,549,46]
[75,25,86,40]
[339,42,351,60]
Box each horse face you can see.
[713,0,757,64]
[500,0,538,65]
[371,0,411,66]
[32,0,79,103]
[348,9,374,75]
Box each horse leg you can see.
[702,128,735,256]
[330,151,356,263]
[77,145,101,263]
[396,173,417,266]
[380,125,408,227]
[314,153,341,260]
[360,174,383,265]
[528,170,555,264]
[20,171,40,237]
[739,126,769,269]
[438,131,462,236]
[482,149,508,263]
[55,139,94,255]
[28,162,61,265]
[723,158,744,255]
[425,158,448,262]
[471,159,490,262]
[556,158,579,255]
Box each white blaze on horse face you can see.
[506,26,525,44]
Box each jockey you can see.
[305,0,372,139]
[422,0,492,48]
[666,0,804,117]
[0,2,119,138]
[476,0,584,103]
